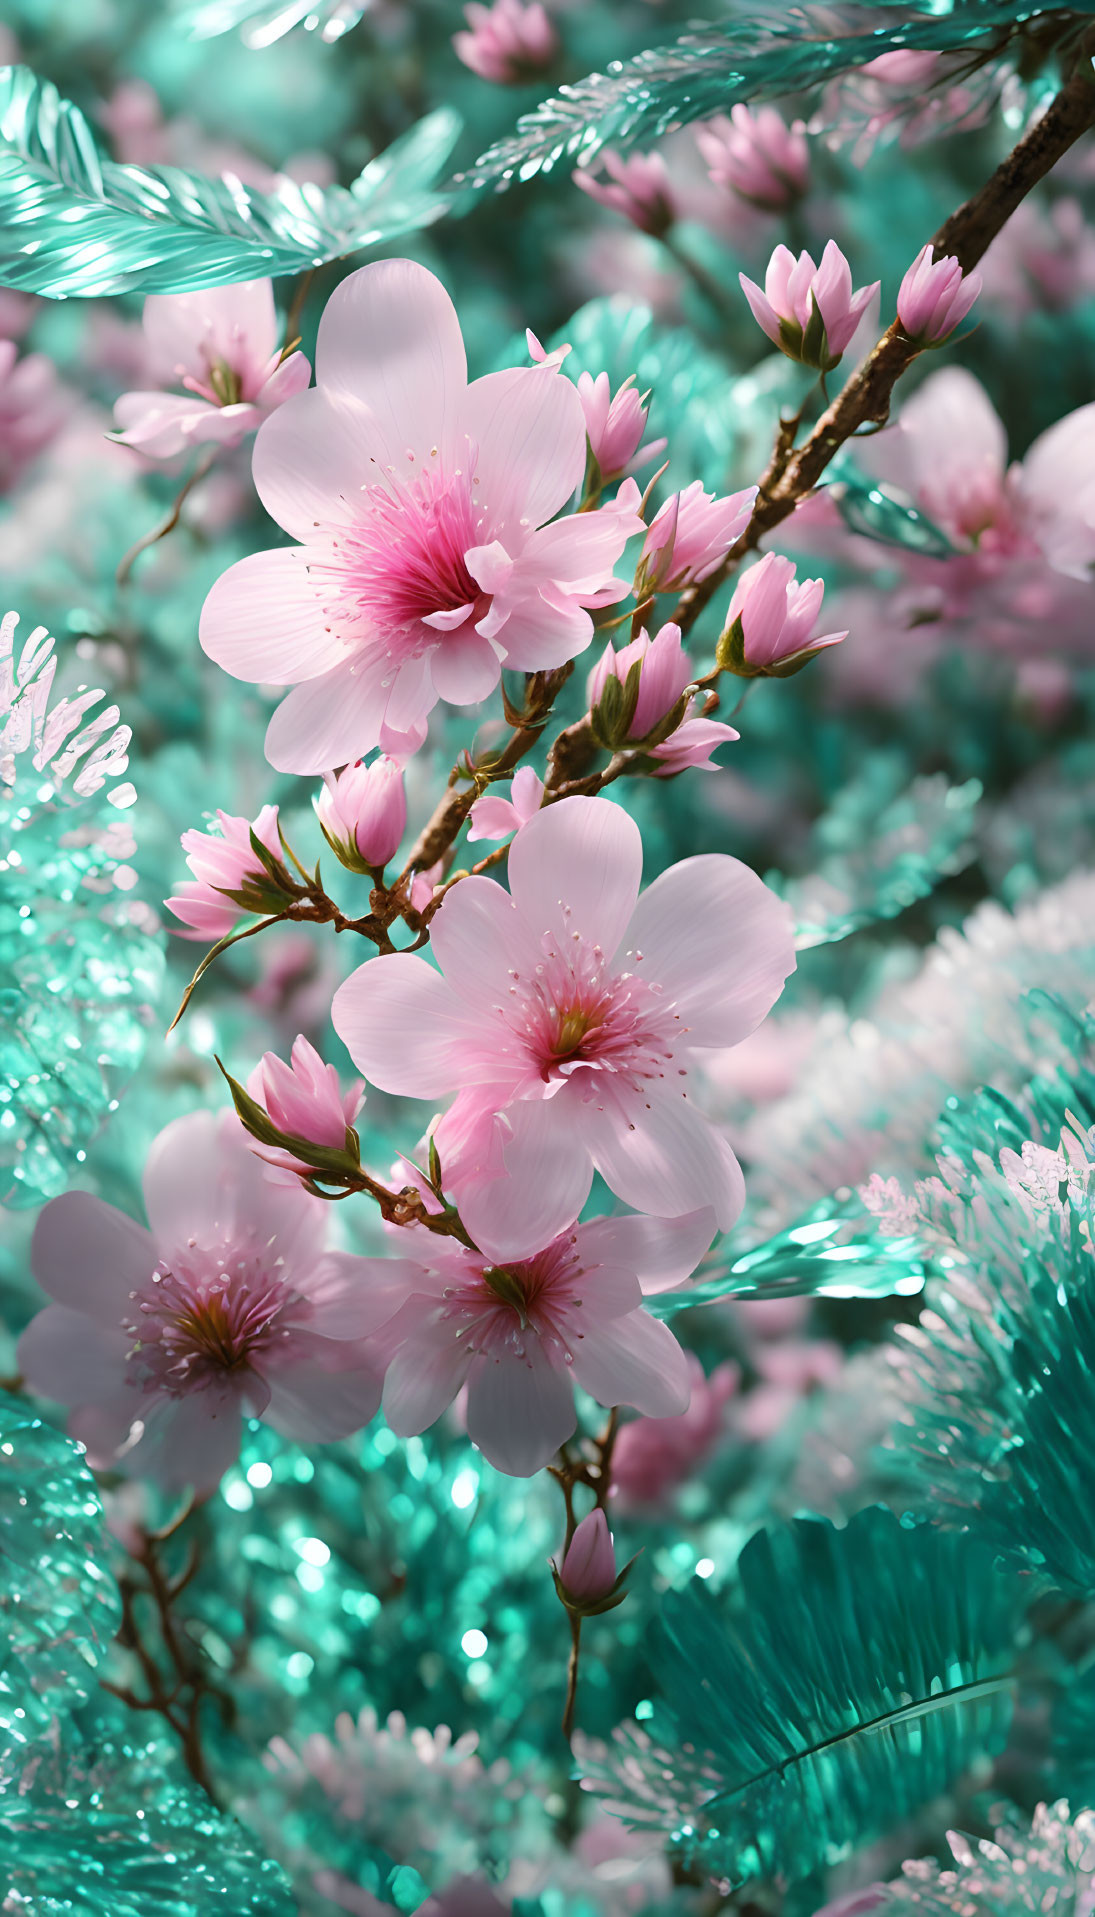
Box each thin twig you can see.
[116,450,217,586]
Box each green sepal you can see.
[799,294,837,372]
[216,1058,363,1182]
[316,815,375,878]
[550,1547,641,1618]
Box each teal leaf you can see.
[0,66,460,298]
[826,453,956,557]
[648,1193,926,1315]
[457,3,1094,191]
[576,1507,1032,1887]
[0,1394,122,1753]
[175,0,369,44]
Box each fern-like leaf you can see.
[0,65,460,298]
[577,1507,1034,1887]
[457,2,1092,189]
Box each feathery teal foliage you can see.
[875,1800,1095,1914]
[579,1507,1032,1886]
[649,1192,926,1314]
[0,66,460,297]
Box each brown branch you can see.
[116,449,217,586]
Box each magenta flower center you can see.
[309,462,492,648]
[439,1238,587,1364]
[124,1244,302,1397]
[498,929,681,1094]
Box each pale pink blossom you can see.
[200,261,641,775]
[736,1337,844,1442]
[739,242,879,371]
[816,52,989,167]
[696,106,809,211]
[573,151,677,237]
[466,764,544,842]
[113,280,310,460]
[897,244,981,345]
[453,0,558,84]
[165,804,287,942]
[719,552,847,676]
[869,368,1095,581]
[333,795,795,1259]
[247,1034,365,1181]
[612,1351,738,1506]
[559,1507,617,1601]
[0,338,70,491]
[18,1112,395,1491]
[576,371,665,482]
[639,480,756,594]
[367,1209,713,1475]
[316,756,407,872]
[586,621,739,771]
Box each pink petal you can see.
[144,279,278,378]
[382,1305,470,1434]
[569,1306,691,1417]
[582,1087,746,1232]
[896,367,1007,494]
[17,1304,129,1404]
[465,793,520,843]
[142,1111,325,1264]
[464,1347,577,1475]
[199,547,352,686]
[332,955,471,1098]
[31,1190,155,1312]
[429,875,538,1009]
[454,1102,594,1262]
[257,349,312,408]
[481,587,593,671]
[262,1353,384,1442]
[296,1252,418,1337]
[461,366,586,538]
[263,655,393,775]
[130,1390,244,1493]
[575,1208,718,1295]
[314,259,467,461]
[428,626,504,705]
[739,275,780,344]
[113,391,234,458]
[518,507,639,593]
[620,854,795,1047]
[506,794,643,957]
[252,384,384,539]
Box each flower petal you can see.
[262,1352,384,1442]
[465,1348,576,1475]
[461,365,586,538]
[333,955,472,1097]
[428,875,538,1011]
[569,1305,691,1417]
[263,655,393,775]
[428,626,503,706]
[582,1086,745,1232]
[382,1305,470,1435]
[452,1101,595,1262]
[251,384,383,539]
[141,1111,325,1265]
[506,795,642,956]
[199,546,352,686]
[575,1207,718,1295]
[18,1304,129,1404]
[296,1252,419,1337]
[314,259,468,460]
[31,1190,155,1312]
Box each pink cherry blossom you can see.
[18,1112,397,1492]
[316,756,407,872]
[736,1336,844,1442]
[200,261,641,775]
[739,241,879,370]
[247,1034,365,1181]
[696,106,809,211]
[572,151,677,237]
[333,795,795,1259]
[0,338,71,491]
[720,552,847,676]
[586,621,739,771]
[368,1209,715,1475]
[113,279,310,460]
[560,1508,617,1601]
[467,764,545,843]
[453,0,557,84]
[612,1351,738,1506]
[639,480,757,594]
[896,244,981,345]
[576,371,665,482]
[165,804,286,942]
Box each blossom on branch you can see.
[572,151,677,237]
[200,261,641,774]
[453,0,558,85]
[638,480,756,595]
[896,244,981,345]
[717,553,847,678]
[165,804,292,941]
[246,1034,365,1183]
[333,795,795,1259]
[316,755,407,873]
[586,621,739,770]
[739,241,879,372]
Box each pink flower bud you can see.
[639,480,756,594]
[560,1508,617,1603]
[586,623,740,772]
[576,371,665,482]
[246,1036,365,1179]
[453,0,558,85]
[316,756,406,872]
[696,105,809,212]
[572,150,676,238]
[165,804,288,941]
[739,241,879,372]
[718,552,847,678]
[896,243,981,346]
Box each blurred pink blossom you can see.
[613,1352,739,1505]
[453,0,558,83]
[896,244,981,344]
[18,1112,394,1491]
[0,339,71,492]
[696,106,809,211]
[573,150,677,237]
[166,803,285,942]
[737,1337,844,1441]
[740,242,879,370]
[114,280,310,460]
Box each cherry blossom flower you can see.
[896,244,981,345]
[638,480,756,595]
[576,371,664,482]
[717,552,847,677]
[453,0,558,84]
[113,280,310,460]
[368,1209,714,1475]
[165,804,288,941]
[558,1508,617,1603]
[466,764,545,842]
[586,621,739,771]
[316,756,407,872]
[200,261,641,774]
[0,338,71,491]
[612,1352,738,1505]
[739,242,879,371]
[247,1034,365,1182]
[696,106,809,212]
[333,795,795,1259]
[573,151,676,237]
[18,1112,396,1492]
